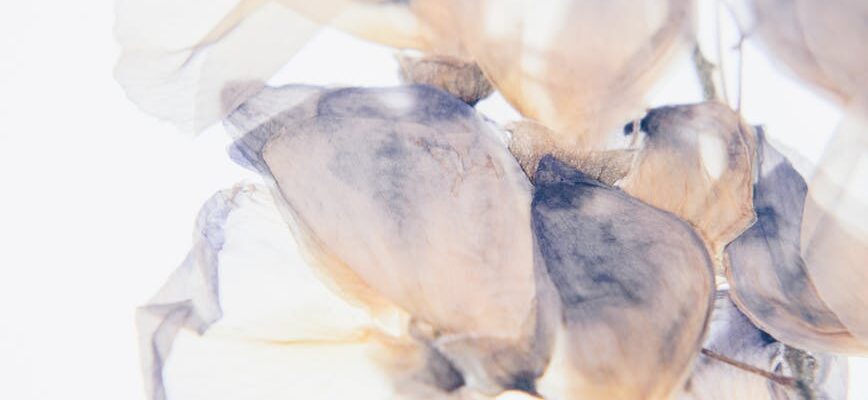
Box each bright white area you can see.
[0,1,864,399]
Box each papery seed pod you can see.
[618,102,757,261]
[227,84,542,395]
[530,156,714,400]
[725,127,868,354]
[445,0,695,149]
[678,291,849,400]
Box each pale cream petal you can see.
[531,156,714,400]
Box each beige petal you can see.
[228,84,540,394]
[531,156,714,400]
[619,102,757,261]
[446,0,694,149]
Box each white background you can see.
[0,1,864,399]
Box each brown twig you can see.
[700,348,798,388]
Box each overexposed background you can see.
[0,1,864,399]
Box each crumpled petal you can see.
[445,0,694,149]
[139,183,489,399]
[530,156,714,400]
[725,127,868,354]
[619,102,757,260]
[227,84,541,394]
[678,290,848,400]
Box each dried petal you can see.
[725,128,868,353]
[506,120,635,184]
[228,84,539,394]
[397,53,493,105]
[800,110,868,346]
[446,0,693,149]
[531,156,714,400]
[619,102,757,260]
[114,0,438,131]
[748,0,868,105]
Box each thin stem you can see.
[700,348,798,388]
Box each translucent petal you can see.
[446,0,694,149]
[801,109,868,346]
[114,0,430,132]
[619,102,757,260]
[531,156,714,400]
[748,0,868,105]
[227,84,539,393]
[725,127,868,354]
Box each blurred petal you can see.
[531,156,714,400]
[447,0,694,149]
[227,84,540,394]
[748,0,868,105]
[725,128,868,353]
[115,0,323,131]
[801,109,868,346]
[114,0,434,132]
[678,291,848,400]
[619,102,757,259]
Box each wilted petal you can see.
[228,84,539,394]
[619,102,757,260]
[725,127,868,353]
[678,291,848,400]
[446,0,693,149]
[531,156,714,400]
